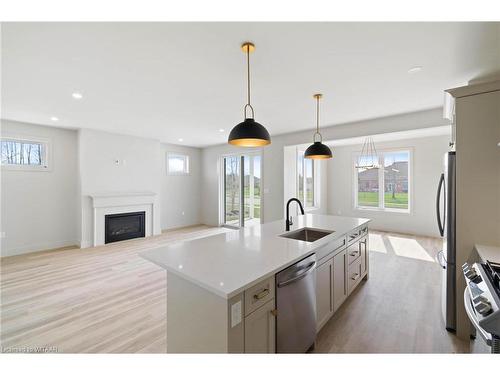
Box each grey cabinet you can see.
[347,241,361,265]
[316,257,334,331]
[333,249,347,312]
[244,299,276,353]
[347,256,362,295]
[360,237,368,277]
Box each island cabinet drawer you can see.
[347,257,362,294]
[244,276,275,316]
[347,228,362,244]
[316,236,346,264]
[346,241,361,265]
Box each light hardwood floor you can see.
[314,231,472,353]
[0,225,228,353]
[1,227,473,353]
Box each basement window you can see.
[167,153,190,175]
[1,136,50,171]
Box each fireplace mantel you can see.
[88,191,158,247]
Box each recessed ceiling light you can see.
[219,128,225,132]
[408,66,423,74]
[50,116,59,122]
[72,92,83,100]
[178,138,183,142]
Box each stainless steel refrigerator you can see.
[436,151,456,332]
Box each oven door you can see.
[463,289,492,346]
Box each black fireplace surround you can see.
[105,211,145,244]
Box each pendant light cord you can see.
[244,45,255,119]
[247,45,251,107]
[313,95,322,142]
[316,96,320,134]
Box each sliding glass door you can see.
[222,153,262,228]
[224,156,241,226]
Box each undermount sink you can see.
[280,227,334,242]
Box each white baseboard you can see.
[1,239,79,257]
[79,240,92,249]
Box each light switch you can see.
[230,300,242,328]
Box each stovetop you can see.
[483,261,500,297]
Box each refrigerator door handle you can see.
[436,173,446,237]
[436,250,446,269]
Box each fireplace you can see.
[104,211,146,244]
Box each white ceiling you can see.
[2,22,499,147]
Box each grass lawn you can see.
[358,192,408,209]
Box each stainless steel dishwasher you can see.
[276,253,317,353]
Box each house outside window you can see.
[297,151,316,209]
[167,153,190,175]
[355,149,411,212]
[1,136,50,171]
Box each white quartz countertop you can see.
[141,214,370,299]
[475,244,500,263]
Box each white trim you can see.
[0,239,78,257]
[352,147,413,214]
[0,133,52,171]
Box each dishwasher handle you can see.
[277,261,316,288]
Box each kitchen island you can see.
[141,214,370,353]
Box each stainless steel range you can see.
[462,260,500,353]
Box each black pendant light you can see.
[304,94,332,159]
[228,42,271,147]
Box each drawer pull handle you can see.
[270,309,278,316]
[349,233,359,240]
[335,239,346,250]
[350,252,358,257]
[351,273,360,281]
[254,288,270,300]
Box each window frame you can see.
[353,147,412,214]
[166,152,190,175]
[0,134,51,171]
[217,150,264,228]
[297,149,319,211]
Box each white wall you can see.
[1,120,78,256]
[160,143,201,230]
[327,135,450,237]
[201,108,450,227]
[78,129,162,247]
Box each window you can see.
[297,152,315,208]
[220,153,262,228]
[355,150,410,212]
[1,137,49,170]
[167,153,189,175]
